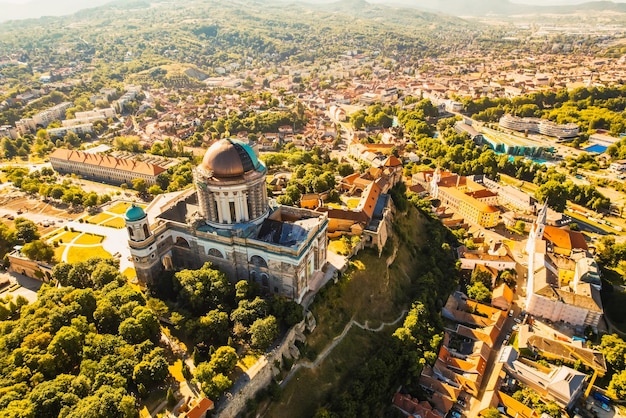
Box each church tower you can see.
[524,200,548,310]
[125,204,151,242]
[430,167,442,199]
[525,200,548,256]
[125,204,161,283]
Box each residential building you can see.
[47,123,93,138]
[437,187,499,227]
[457,243,516,272]
[502,349,586,409]
[491,283,513,311]
[49,148,167,186]
[610,159,626,172]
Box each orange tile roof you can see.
[543,225,588,252]
[359,181,382,219]
[492,283,513,303]
[185,397,214,418]
[383,155,402,167]
[49,148,167,177]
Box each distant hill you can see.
[0,0,114,22]
[368,0,626,16]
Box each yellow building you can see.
[438,187,500,227]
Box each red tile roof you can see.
[185,397,214,418]
[49,148,167,177]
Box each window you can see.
[208,248,223,258]
[127,226,134,238]
[229,201,236,223]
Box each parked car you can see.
[508,309,514,317]
[514,318,522,324]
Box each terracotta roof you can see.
[383,155,402,167]
[49,148,166,177]
[185,397,214,418]
[316,207,369,223]
[358,181,382,219]
[466,189,498,199]
[543,226,588,252]
[492,283,513,303]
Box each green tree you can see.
[599,334,626,370]
[132,178,147,193]
[249,315,278,350]
[467,281,492,303]
[482,408,502,418]
[536,180,568,212]
[208,346,238,375]
[14,217,40,243]
[608,369,626,400]
[20,240,55,262]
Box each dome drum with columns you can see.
[195,138,269,228]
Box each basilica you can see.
[125,138,328,303]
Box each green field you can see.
[108,202,135,215]
[102,217,126,229]
[66,246,112,263]
[74,233,104,245]
[87,212,114,224]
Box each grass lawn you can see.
[141,388,167,414]
[50,231,81,244]
[74,233,104,245]
[168,359,185,383]
[122,267,136,279]
[102,217,126,229]
[66,246,112,263]
[54,245,66,262]
[345,198,360,209]
[511,331,519,350]
[108,202,134,215]
[326,203,344,209]
[500,173,538,195]
[266,327,388,418]
[327,239,347,255]
[87,212,113,224]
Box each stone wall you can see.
[215,321,306,418]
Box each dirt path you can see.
[280,308,407,387]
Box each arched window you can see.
[127,226,134,238]
[175,237,190,247]
[208,248,223,258]
[143,224,149,238]
[250,271,257,282]
[261,273,269,288]
[162,255,173,270]
[250,255,268,269]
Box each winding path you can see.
[281,308,408,387]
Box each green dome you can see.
[125,204,146,222]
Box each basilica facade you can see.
[125,138,328,303]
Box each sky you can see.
[1,0,626,19]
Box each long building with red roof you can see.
[49,148,167,186]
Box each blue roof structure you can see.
[125,204,146,222]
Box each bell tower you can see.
[125,204,151,242]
